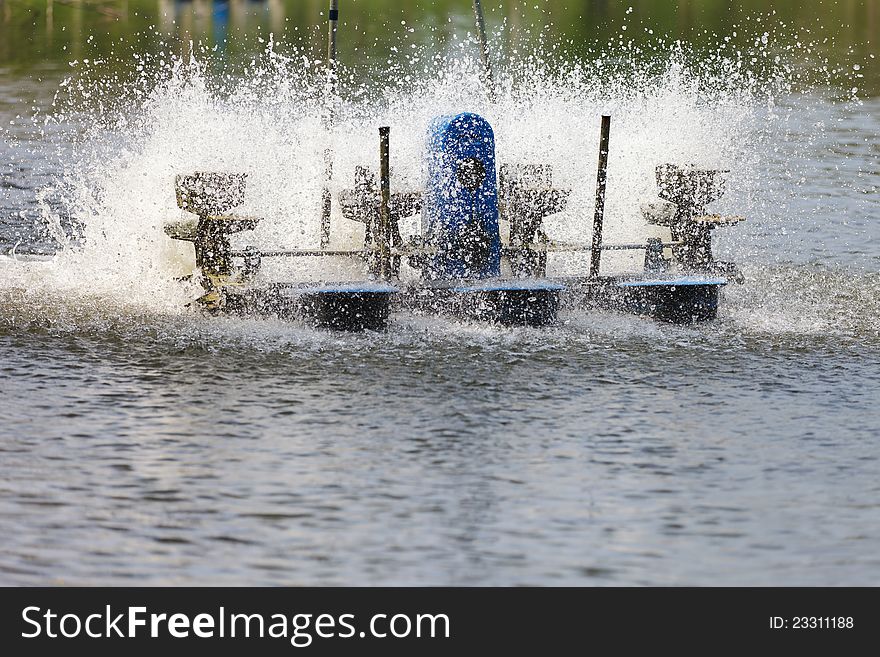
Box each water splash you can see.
[1,20,875,345]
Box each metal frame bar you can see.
[233,241,677,260]
[377,127,393,279]
[472,0,497,102]
[589,115,611,278]
[320,0,341,249]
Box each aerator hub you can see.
[165,172,260,310]
[424,113,501,280]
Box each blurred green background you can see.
[0,0,876,94]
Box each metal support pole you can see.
[320,150,333,248]
[327,0,339,68]
[378,126,393,280]
[589,115,611,279]
[320,0,340,249]
[472,0,497,102]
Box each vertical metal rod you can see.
[378,126,392,280]
[327,0,339,69]
[320,0,340,249]
[590,115,611,279]
[320,152,333,248]
[472,0,497,102]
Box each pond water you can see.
[0,1,878,585]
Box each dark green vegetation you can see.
[0,0,877,94]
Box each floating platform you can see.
[225,283,397,332]
[592,277,727,324]
[220,276,726,331]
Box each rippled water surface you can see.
[1,1,879,585]
[2,311,880,585]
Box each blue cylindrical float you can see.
[423,113,501,280]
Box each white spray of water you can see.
[1,23,875,345]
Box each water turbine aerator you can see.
[157,3,747,331]
[164,172,261,310]
[162,113,744,330]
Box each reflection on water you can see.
[1,1,878,94]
